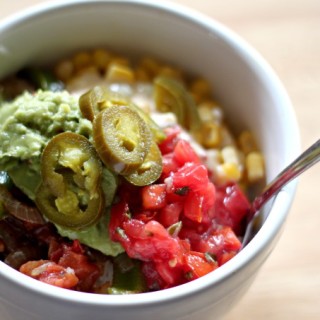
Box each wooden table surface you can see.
[1,1,319,319]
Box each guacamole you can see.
[0,90,123,256]
[0,90,92,198]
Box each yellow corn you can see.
[198,104,214,123]
[211,106,224,124]
[201,122,221,148]
[205,149,222,174]
[54,59,74,82]
[105,63,135,83]
[245,151,265,182]
[92,48,113,71]
[215,162,242,185]
[190,78,211,102]
[110,56,130,66]
[219,126,236,147]
[158,66,183,81]
[223,162,242,181]
[66,66,101,93]
[73,51,92,72]
[198,100,223,123]
[238,130,258,154]
[135,67,150,82]
[139,57,161,78]
[221,146,241,166]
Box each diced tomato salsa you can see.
[107,129,249,290]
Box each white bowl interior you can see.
[0,1,300,320]
[0,0,299,177]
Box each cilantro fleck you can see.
[174,186,189,196]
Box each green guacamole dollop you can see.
[0,90,124,256]
[0,90,92,198]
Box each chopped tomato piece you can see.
[171,163,209,192]
[183,190,204,223]
[218,251,238,266]
[188,226,241,257]
[48,238,64,262]
[154,259,183,286]
[158,202,183,228]
[122,219,148,240]
[173,139,201,166]
[158,125,181,155]
[58,249,100,292]
[20,260,79,289]
[214,183,250,231]
[133,210,158,223]
[117,182,142,211]
[200,182,216,213]
[183,251,217,280]
[141,184,167,210]
[109,201,131,242]
[160,153,180,180]
[223,184,250,221]
[216,226,242,252]
[47,240,100,292]
[121,219,181,261]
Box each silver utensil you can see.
[242,138,320,248]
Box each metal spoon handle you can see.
[251,139,320,215]
[242,139,320,248]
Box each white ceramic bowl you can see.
[0,1,299,319]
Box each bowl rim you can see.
[0,0,300,308]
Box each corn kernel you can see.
[105,63,135,83]
[66,67,101,93]
[246,151,265,182]
[158,66,183,81]
[77,65,100,76]
[223,162,242,181]
[220,126,235,147]
[135,67,150,82]
[238,130,258,154]
[198,104,214,123]
[191,92,202,105]
[110,56,130,66]
[190,78,211,100]
[54,59,74,81]
[198,101,223,123]
[201,122,221,148]
[221,146,241,166]
[139,57,161,77]
[205,149,222,175]
[73,51,92,72]
[92,48,113,71]
[215,162,242,185]
[211,106,224,124]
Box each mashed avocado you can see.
[0,90,124,256]
[0,90,92,199]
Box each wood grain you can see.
[1,1,319,319]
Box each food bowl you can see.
[0,1,299,319]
